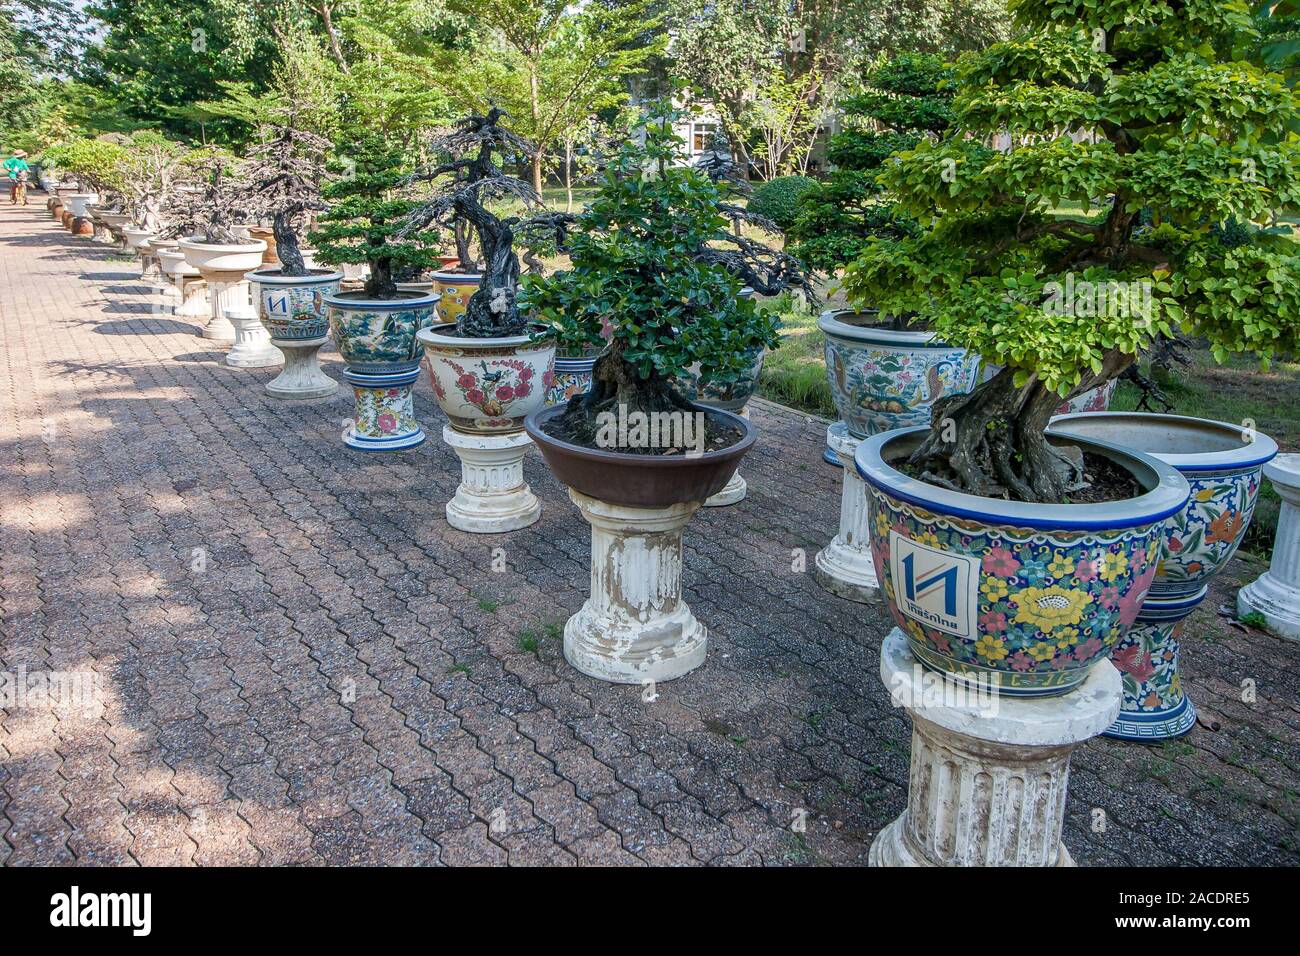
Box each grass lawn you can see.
[756,298,1298,560]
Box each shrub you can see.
[747,175,817,230]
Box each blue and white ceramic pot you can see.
[675,346,766,414]
[1050,412,1277,739]
[325,289,440,451]
[856,425,1190,697]
[417,322,556,435]
[247,268,344,341]
[819,310,981,466]
[547,351,601,406]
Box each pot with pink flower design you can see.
[1051,412,1277,739]
[856,425,1190,697]
[325,289,440,451]
[417,322,557,532]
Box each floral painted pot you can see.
[820,310,981,466]
[546,350,602,406]
[1050,412,1278,739]
[325,289,440,451]
[417,322,556,434]
[432,271,483,324]
[856,425,1190,697]
[246,268,344,341]
[1059,379,1117,415]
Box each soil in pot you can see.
[542,394,743,455]
[896,448,1141,504]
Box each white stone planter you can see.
[65,193,98,218]
[870,630,1120,867]
[179,238,266,343]
[814,422,881,603]
[1239,454,1300,640]
[121,227,154,251]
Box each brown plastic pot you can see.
[524,402,755,507]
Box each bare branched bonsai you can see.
[159,158,248,244]
[237,126,330,276]
[402,109,567,338]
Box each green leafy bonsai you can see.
[841,0,1300,503]
[789,54,954,272]
[309,132,438,299]
[520,105,808,450]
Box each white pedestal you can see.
[197,267,253,343]
[1239,454,1300,640]
[176,276,209,318]
[225,305,284,368]
[442,427,541,533]
[703,407,748,507]
[815,422,881,603]
[564,489,707,684]
[265,337,336,400]
[870,630,1120,867]
[140,252,162,282]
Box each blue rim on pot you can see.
[856,424,1190,697]
[324,288,440,373]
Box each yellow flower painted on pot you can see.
[1195,487,1216,503]
[1047,551,1075,579]
[980,577,1010,603]
[1014,585,1092,633]
[1100,551,1129,581]
[1028,641,1056,662]
[916,530,942,549]
[875,510,890,538]
[974,634,1009,662]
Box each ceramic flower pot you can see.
[65,193,98,218]
[246,268,344,341]
[546,350,602,406]
[178,237,267,273]
[122,227,155,251]
[819,309,981,465]
[326,289,439,450]
[432,271,483,324]
[1051,412,1277,739]
[856,425,1190,697]
[675,346,766,414]
[417,323,556,434]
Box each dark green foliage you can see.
[788,53,952,271]
[747,175,818,230]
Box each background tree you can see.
[842,0,1300,502]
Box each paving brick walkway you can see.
[1,198,1297,866]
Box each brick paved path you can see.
[1,199,1297,866]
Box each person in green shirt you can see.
[5,150,31,205]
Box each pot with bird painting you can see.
[818,309,981,466]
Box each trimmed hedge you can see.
[747,175,818,230]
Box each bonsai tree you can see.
[158,154,248,243]
[308,132,438,299]
[48,137,131,206]
[841,0,1300,503]
[789,54,954,272]
[401,109,566,337]
[238,125,330,276]
[121,131,188,231]
[520,104,811,449]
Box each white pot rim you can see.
[856,424,1190,532]
[818,308,953,349]
[323,289,440,310]
[246,268,344,285]
[418,321,554,349]
[179,236,268,253]
[432,271,484,283]
[1050,411,1279,473]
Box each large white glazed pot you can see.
[65,193,99,218]
[178,237,268,273]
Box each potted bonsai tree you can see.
[309,131,440,450]
[407,110,564,531]
[171,157,267,345]
[521,105,778,683]
[846,0,1298,706]
[239,124,344,396]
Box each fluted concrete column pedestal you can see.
[703,407,748,507]
[176,276,209,318]
[870,630,1120,867]
[815,422,881,603]
[197,267,252,343]
[442,427,541,533]
[1240,454,1300,640]
[265,337,336,400]
[564,489,707,684]
[225,305,283,368]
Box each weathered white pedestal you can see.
[703,407,748,507]
[225,305,283,368]
[139,251,163,282]
[1239,454,1300,641]
[815,422,881,603]
[870,630,1120,867]
[176,276,209,318]
[565,489,707,684]
[265,337,336,400]
[197,267,252,343]
[442,427,541,533]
